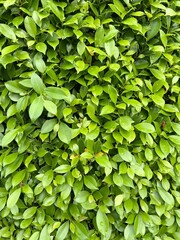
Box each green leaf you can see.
[41,119,57,133]
[147,19,161,40]
[100,105,115,115]
[4,0,16,9]
[95,26,104,47]
[169,135,180,145]
[0,24,16,41]
[29,96,44,122]
[88,66,100,77]
[45,87,69,100]
[114,194,124,206]
[7,188,21,208]
[158,187,174,206]
[160,139,170,157]
[84,176,98,190]
[43,100,57,115]
[124,225,134,240]
[122,17,138,26]
[151,94,165,107]
[134,214,145,236]
[74,222,88,240]
[119,116,133,131]
[108,85,118,104]
[48,0,64,22]
[39,225,50,240]
[29,232,39,240]
[2,129,18,147]
[3,152,18,166]
[24,16,37,38]
[42,170,53,188]
[135,122,155,133]
[118,147,133,162]
[77,41,85,55]
[23,207,37,219]
[1,44,19,56]
[96,209,109,236]
[150,69,165,81]
[171,122,180,135]
[33,53,46,73]
[35,42,47,54]
[12,170,26,187]
[58,122,72,144]
[31,72,45,94]
[55,221,69,240]
[160,30,167,47]
[113,0,125,13]
[95,154,111,169]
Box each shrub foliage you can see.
[0,0,180,239]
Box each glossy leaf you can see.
[29,96,44,121]
[96,209,109,236]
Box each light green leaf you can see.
[33,53,46,73]
[35,42,47,54]
[43,100,57,115]
[4,0,16,9]
[122,17,138,26]
[3,152,18,166]
[118,147,132,162]
[160,139,170,157]
[114,194,124,206]
[42,170,53,188]
[74,222,88,240]
[29,96,44,121]
[150,69,165,81]
[158,187,174,205]
[100,105,115,115]
[77,41,85,55]
[151,94,165,107]
[169,135,180,145]
[24,16,37,38]
[41,119,57,133]
[135,122,155,133]
[88,66,100,77]
[31,72,45,94]
[58,122,72,144]
[84,176,98,190]
[119,116,133,131]
[55,221,69,240]
[160,30,167,47]
[1,44,19,56]
[39,225,50,240]
[48,0,64,22]
[96,209,109,236]
[108,85,118,104]
[12,170,26,187]
[7,188,21,208]
[95,26,104,47]
[2,129,18,147]
[23,207,37,219]
[45,87,69,100]
[171,122,180,135]
[0,24,16,41]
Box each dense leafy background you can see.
[0,0,180,239]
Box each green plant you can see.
[0,0,180,239]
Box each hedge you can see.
[0,0,180,239]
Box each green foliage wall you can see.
[0,0,180,239]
